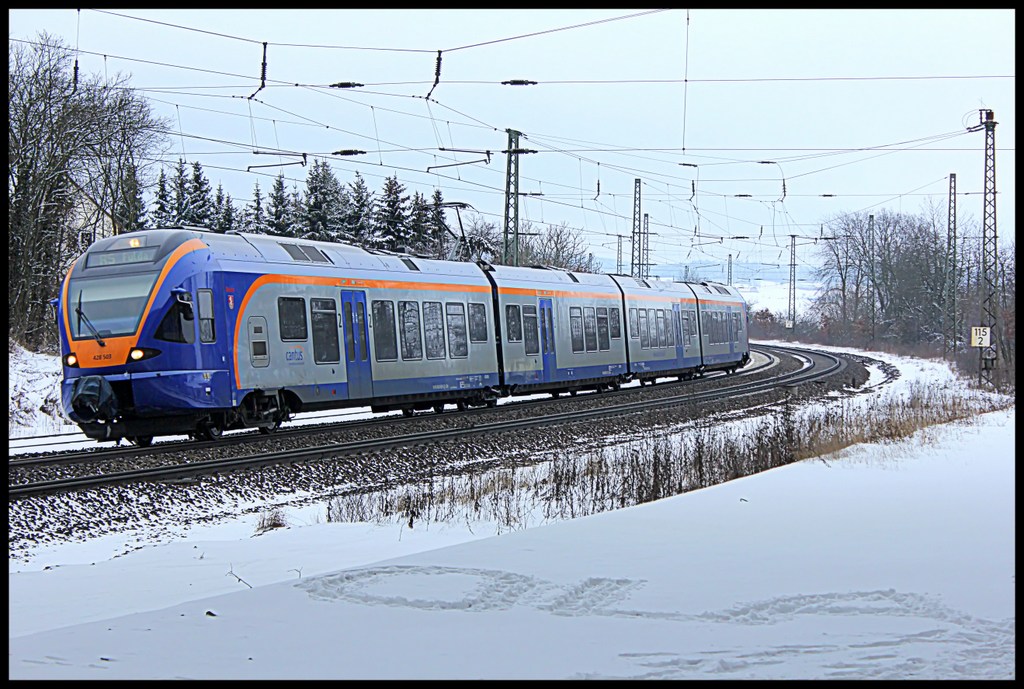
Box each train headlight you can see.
[64,353,79,367]
[126,347,161,363]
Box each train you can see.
[54,227,750,445]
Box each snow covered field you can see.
[8,339,1015,679]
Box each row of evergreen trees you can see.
[131,158,454,258]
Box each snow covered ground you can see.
[7,339,1015,679]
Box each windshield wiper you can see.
[75,291,106,347]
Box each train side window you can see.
[647,309,658,348]
[522,305,539,355]
[609,307,621,339]
[596,307,609,351]
[197,289,215,343]
[278,297,307,341]
[505,304,523,343]
[666,310,675,347]
[446,302,469,358]
[581,307,596,352]
[680,314,689,346]
[311,298,340,364]
[423,301,446,360]
[371,300,398,361]
[638,309,649,349]
[343,302,355,361]
[656,310,666,348]
[155,298,195,344]
[399,301,423,360]
[689,310,698,340]
[569,307,584,352]
[628,308,639,339]
[468,303,488,343]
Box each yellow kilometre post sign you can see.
[970,326,991,348]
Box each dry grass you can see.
[324,380,1013,532]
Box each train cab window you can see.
[278,297,308,341]
[197,289,215,343]
[628,308,639,339]
[446,303,469,358]
[423,301,446,360]
[522,305,540,355]
[399,301,423,360]
[468,303,488,343]
[638,310,650,349]
[155,297,195,344]
[372,300,398,361]
[505,304,523,343]
[609,307,621,339]
[569,307,584,353]
[583,307,598,352]
[311,298,340,363]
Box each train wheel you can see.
[456,400,467,411]
[196,420,223,441]
[433,404,445,414]
[130,435,153,447]
[402,408,415,418]
[485,398,497,408]
[258,420,281,435]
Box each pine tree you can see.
[375,174,410,252]
[220,193,238,233]
[428,188,452,259]
[150,169,173,228]
[172,158,190,224]
[241,180,268,234]
[286,185,305,239]
[407,191,431,255]
[114,162,147,233]
[343,171,375,247]
[212,184,225,231]
[301,159,346,242]
[188,161,214,228]
[266,172,291,236]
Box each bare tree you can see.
[8,33,168,350]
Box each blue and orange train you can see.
[55,227,750,445]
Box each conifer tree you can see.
[188,161,214,228]
[428,188,452,259]
[220,193,238,233]
[171,157,190,224]
[343,171,375,247]
[266,172,291,236]
[242,180,268,234]
[212,184,225,231]
[375,174,410,252]
[150,169,173,227]
[114,162,147,232]
[301,159,345,242]
[407,191,431,254]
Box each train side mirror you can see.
[172,288,194,319]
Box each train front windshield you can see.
[67,272,160,340]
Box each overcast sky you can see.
[8,9,1016,280]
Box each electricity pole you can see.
[631,179,642,278]
[942,173,958,360]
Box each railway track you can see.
[9,344,847,499]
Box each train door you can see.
[340,290,372,399]
[538,298,556,381]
